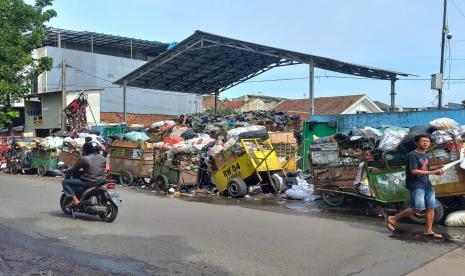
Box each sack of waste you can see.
[181,129,198,140]
[431,130,454,144]
[40,136,64,149]
[285,176,315,201]
[445,210,465,227]
[350,127,382,140]
[170,126,188,138]
[227,125,266,140]
[430,118,460,132]
[397,125,436,153]
[378,126,409,151]
[237,129,269,140]
[124,131,149,142]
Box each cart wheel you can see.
[37,165,46,177]
[155,174,170,192]
[227,177,248,198]
[271,174,285,192]
[119,170,134,185]
[11,163,21,175]
[322,184,345,207]
[408,199,444,225]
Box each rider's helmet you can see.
[82,141,100,155]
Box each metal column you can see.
[309,62,315,117]
[390,79,396,112]
[438,0,448,109]
[61,59,67,131]
[123,81,127,124]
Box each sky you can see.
[34,0,465,108]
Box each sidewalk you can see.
[406,246,465,275]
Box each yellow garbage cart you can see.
[211,138,286,198]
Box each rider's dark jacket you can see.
[67,153,106,186]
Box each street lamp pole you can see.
[438,0,448,109]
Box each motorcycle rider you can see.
[62,140,106,206]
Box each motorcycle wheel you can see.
[99,201,118,223]
[60,194,72,215]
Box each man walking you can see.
[386,134,444,238]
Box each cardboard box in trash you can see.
[213,150,237,169]
[269,132,296,144]
[58,151,81,166]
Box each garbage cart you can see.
[109,140,154,185]
[211,138,286,198]
[30,148,60,176]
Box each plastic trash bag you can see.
[226,125,266,140]
[124,131,149,142]
[378,126,408,151]
[40,136,64,149]
[445,210,465,227]
[430,118,460,132]
[181,129,197,140]
[170,126,188,138]
[284,176,315,201]
[431,130,454,144]
[397,125,436,153]
[350,127,382,140]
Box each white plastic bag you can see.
[226,125,266,140]
[151,120,166,128]
[285,186,308,200]
[429,118,460,131]
[124,131,149,142]
[378,126,408,151]
[285,176,315,201]
[431,130,453,144]
[445,210,465,227]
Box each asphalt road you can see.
[0,173,463,275]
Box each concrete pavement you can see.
[0,173,462,275]
[406,246,465,275]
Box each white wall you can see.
[343,99,380,114]
[66,90,101,124]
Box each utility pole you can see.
[61,59,67,131]
[438,0,448,109]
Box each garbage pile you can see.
[311,117,465,170]
[188,111,300,134]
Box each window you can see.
[33,116,43,126]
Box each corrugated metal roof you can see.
[44,27,168,54]
[115,30,413,95]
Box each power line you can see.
[451,0,465,19]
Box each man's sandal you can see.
[424,232,444,239]
[385,216,396,232]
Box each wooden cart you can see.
[109,140,154,185]
[152,149,199,192]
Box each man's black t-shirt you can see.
[406,150,432,190]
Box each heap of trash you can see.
[310,117,465,195]
[102,110,306,198]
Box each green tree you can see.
[0,0,56,130]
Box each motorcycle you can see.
[60,173,122,222]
